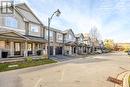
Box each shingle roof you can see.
[0,28,47,42]
[24,35,47,43]
[75,33,81,38]
[15,3,42,24]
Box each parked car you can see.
[128,51,130,55]
[102,49,108,53]
[95,50,102,54]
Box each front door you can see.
[28,43,33,56]
[50,46,53,55]
[14,42,21,55]
[74,47,76,53]
[56,47,62,55]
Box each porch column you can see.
[32,43,35,55]
[10,41,14,57]
[69,46,72,55]
[83,47,84,53]
[76,46,78,55]
[53,45,56,56]
[24,42,28,57]
[0,49,2,58]
[42,44,45,55]
[86,47,88,54]
[72,47,74,54]
[82,46,84,54]
[45,44,48,55]
[62,46,64,55]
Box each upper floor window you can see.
[45,30,53,39]
[68,34,74,40]
[5,17,18,28]
[30,24,39,32]
[50,31,53,37]
[57,33,62,40]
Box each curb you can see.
[123,72,130,87]
[115,71,130,87]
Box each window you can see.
[5,17,18,28]
[68,34,72,40]
[30,24,39,32]
[45,29,48,39]
[45,30,53,39]
[14,43,20,51]
[57,33,62,41]
[50,31,53,37]
[28,44,32,51]
[0,41,5,49]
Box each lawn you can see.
[0,58,57,72]
[128,76,130,87]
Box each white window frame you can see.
[30,24,39,32]
[5,17,18,28]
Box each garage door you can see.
[56,47,62,55]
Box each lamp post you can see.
[47,9,61,59]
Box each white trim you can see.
[0,26,25,32]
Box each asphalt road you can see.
[0,52,130,87]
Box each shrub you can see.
[42,54,48,59]
[25,56,33,62]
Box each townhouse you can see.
[83,33,92,53]
[63,29,77,55]
[75,33,85,54]
[44,27,77,56]
[0,3,101,58]
[44,27,64,56]
[0,3,47,58]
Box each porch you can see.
[0,30,47,58]
[64,42,77,55]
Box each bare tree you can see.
[89,26,101,41]
[89,26,101,53]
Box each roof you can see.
[78,43,86,47]
[0,3,43,25]
[63,29,75,37]
[24,35,47,43]
[0,28,47,43]
[75,33,84,38]
[15,3,43,25]
[0,28,28,40]
[65,41,77,46]
[75,34,81,38]
[44,26,63,33]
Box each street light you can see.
[47,9,61,59]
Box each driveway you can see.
[0,52,130,87]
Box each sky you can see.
[12,0,130,42]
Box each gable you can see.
[15,4,30,12]
[68,29,75,38]
[15,3,41,24]
[0,32,27,40]
[80,34,84,39]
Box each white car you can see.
[95,50,102,54]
